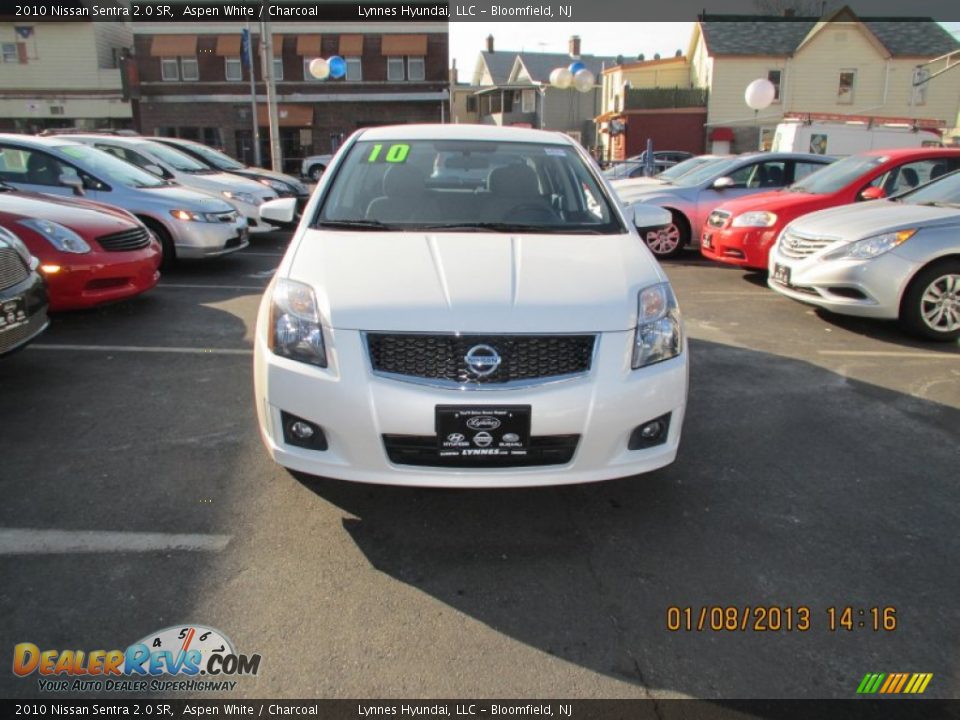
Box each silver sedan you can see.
[768,170,960,341]
[615,152,833,258]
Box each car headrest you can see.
[382,164,425,198]
[488,163,540,197]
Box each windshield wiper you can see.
[414,222,603,234]
[315,219,398,231]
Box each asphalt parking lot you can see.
[1,233,958,700]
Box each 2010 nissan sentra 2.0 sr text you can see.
[253,125,688,488]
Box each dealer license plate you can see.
[436,406,531,459]
[0,296,27,331]
[772,263,791,286]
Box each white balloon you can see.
[744,78,776,110]
[308,57,330,80]
[573,69,595,93]
[550,67,573,89]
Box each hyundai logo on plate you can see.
[466,416,501,430]
[464,344,501,377]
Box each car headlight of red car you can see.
[17,219,90,254]
[731,211,778,228]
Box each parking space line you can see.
[29,344,252,356]
[694,291,779,297]
[818,350,960,359]
[157,283,266,291]
[0,528,230,555]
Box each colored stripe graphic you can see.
[857,673,932,694]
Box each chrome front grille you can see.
[97,226,151,252]
[707,210,731,229]
[366,333,596,388]
[0,306,47,354]
[779,228,836,259]
[0,247,29,291]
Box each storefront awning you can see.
[339,34,363,56]
[150,35,198,57]
[381,34,427,56]
[214,35,242,57]
[709,127,735,142]
[296,35,323,56]
[257,104,313,127]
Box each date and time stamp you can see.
[666,605,898,633]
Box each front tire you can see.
[899,260,960,341]
[140,217,176,271]
[644,210,689,259]
[308,165,325,182]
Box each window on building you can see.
[767,70,782,102]
[1,43,17,63]
[160,58,179,81]
[465,95,477,113]
[178,127,201,141]
[837,70,855,104]
[156,127,177,137]
[203,128,222,148]
[521,89,535,113]
[387,57,405,82]
[345,57,362,81]
[181,58,199,81]
[225,57,242,81]
[273,57,284,81]
[911,67,929,105]
[303,58,323,82]
[407,56,425,81]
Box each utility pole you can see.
[244,20,262,167]
[260,1,282,172]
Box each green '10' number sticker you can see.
[367,143,410,163]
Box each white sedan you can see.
[254,124,688,487]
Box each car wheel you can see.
[140,217,176,271]
[644,210,689,259]
[899,260,960,341]
[308,165,325,182]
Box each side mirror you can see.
[712,176,735,190]
[260,197,298,226]
[59,174,84,196]
[859,186,886,201]
[144,164,165,177]
[632,204,672,232]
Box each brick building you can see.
[130,22,448,174]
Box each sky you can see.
[449,21,960,79]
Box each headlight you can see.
[223,190,259,206]
[269,278,327,367]
[731,211,777,228]
[822,229,917,261]
[0,226,35,267]
[17,219,90,254]
[257,178,294,195]
[632,282,682,369]
[170,209,232,223]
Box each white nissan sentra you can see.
[253,125,688,488]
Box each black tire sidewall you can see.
[899,259,960,341]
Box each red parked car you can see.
[701,148,960,270]
[0,183,161,311]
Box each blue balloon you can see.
[328,55,347,79]
[568,61,586,75]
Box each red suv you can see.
[701,148,960,270]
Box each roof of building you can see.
[698,13,958,57]
[514,51,620,83]
[478,51,517,85]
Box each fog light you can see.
[281,411,327,451]
[628,413,672,450]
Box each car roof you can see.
[56,134,150,148]
[0,133,84,148]
[733,151,834,162]
[860,147,960,159]
[357,124,573,145]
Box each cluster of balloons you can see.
[548,61,595,93]
[308,55,348,80]
[744,78,776,111]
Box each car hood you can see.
[610,177,665,190]
[0,189,140,227]
[179,171,276,199]
[788,200,960,242]
[287,231,665,332]
[713,189,814,216]
[140,185,236,213]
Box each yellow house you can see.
[689,7,960,152]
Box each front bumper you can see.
[167,216,250,259]
[0,270,49,356]
[254,325,688,488]
[767,243,919,319]
[701,226,778,269]
[38,242,161,311]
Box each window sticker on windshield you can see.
[544,148,566,156]
[367,143,410,164]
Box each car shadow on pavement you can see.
[291,338,960,702]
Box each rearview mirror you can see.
[260,197,297,226]
[59,174,84,196]
[859,186,886,201]
[632,204,672,231]
[712,176,735,190]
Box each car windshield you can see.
[659,156,719,182]
[898,169,960,207]
[316,139,625,234]
[174,141,245,171]
[789,153,886,194]
[671,157,740,187]
[139,142,212,173]
[58,145,167,188]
